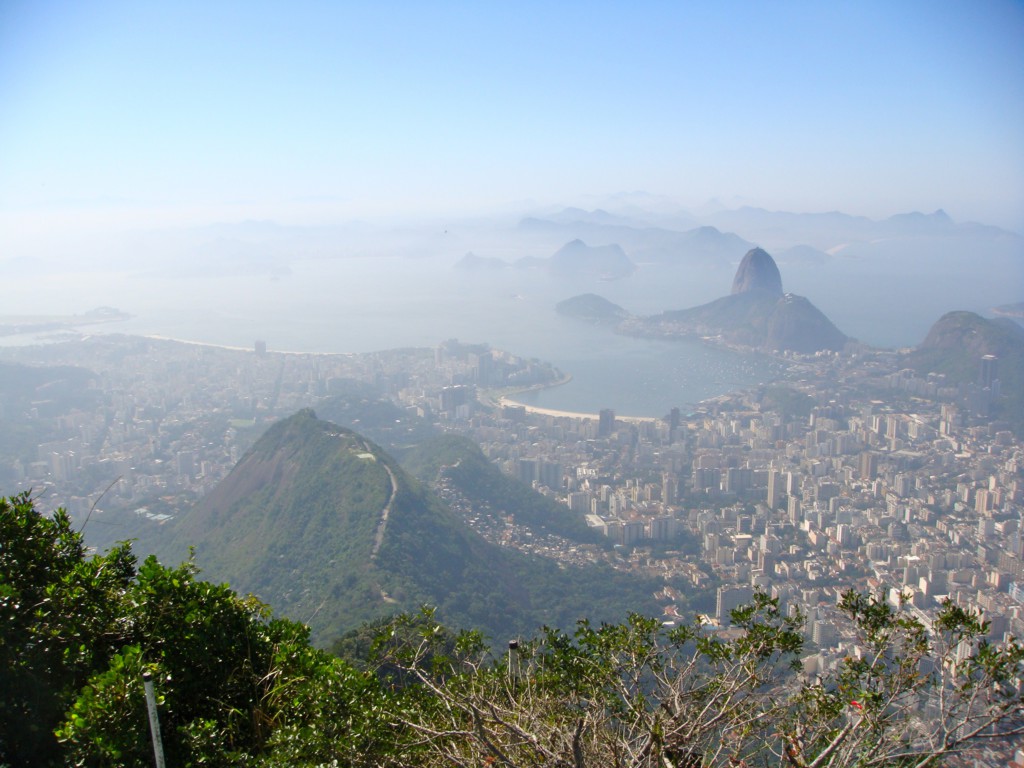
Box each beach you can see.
[497,396,659,424]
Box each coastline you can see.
[497,395,660,424]
[494,371,661,424]
[2,327,752,422]
[140,334,359,358]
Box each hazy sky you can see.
[2,0,1023,237]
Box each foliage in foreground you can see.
[2,493,1023,767]
[375,597,1024,768]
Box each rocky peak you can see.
[731,247,783,295]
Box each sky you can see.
[1,0,1023,241]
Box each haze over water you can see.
[9,232,1004,419]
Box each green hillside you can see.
[163,411,663,646]
[402,433,604,544]
[555,293,630,324]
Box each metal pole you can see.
[142,671,167,768]
[508,639,519,688]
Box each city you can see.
[2,333,1020,653]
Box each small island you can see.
[555,293,629,325]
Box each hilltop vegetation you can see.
[316,387,441,458]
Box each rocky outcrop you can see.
[731,247,783,295]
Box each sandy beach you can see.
[498,396,659,424]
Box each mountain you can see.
[731,247,783,295]
[162,410,664,645]
[626,248,847,353]
[453,251,509,271]
[516,218,752,269]
[545,239,635,279]
[545,207,641,227]
[905,311,1024,435]
[909,311,1024,375]
[555,293,630,324]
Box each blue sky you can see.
[1,0,1022,235]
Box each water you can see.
[9,237,1015,417]
[2,257,786,417]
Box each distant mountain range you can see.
[516,217,753,268]
[514,204,1020,261]
[457,238,638,279]
[450,205,1021,349]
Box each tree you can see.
[0,492,135,765]
[374,593,1024,767]
[1,493,398,768]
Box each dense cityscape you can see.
[3,333,1020,634]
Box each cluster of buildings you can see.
[2,329,1022,762]
[3,335,1023,666]
[439,346,1023,654]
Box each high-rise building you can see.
[539,460,562,490]
[668,407,681,443]
[716,586,753,626]
[567,491,592,513]
[662,473,678,506]
[767,469,781,509]
[598,409,616,437]
[621,520,645,547]
[787,496,801,523]
[649,515,676,540]
[440,385,470,414]
[859,451,877,481]
[894,473,913,498]
[516,458,538,485]
[979,354,998,388]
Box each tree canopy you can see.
[2,493,1022,767]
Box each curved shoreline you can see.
[143,333,658,422]
[25,329,734,423]
[139,334,358,357]
[499,397,659,424]
[494,372,660,424]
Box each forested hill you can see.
[159,410,663,645]
[401,433,604,544]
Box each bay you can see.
[2,257,781,417]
